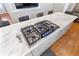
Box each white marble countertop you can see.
[0,12,77,56]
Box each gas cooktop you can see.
[21,20,60,45]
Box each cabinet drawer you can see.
[59,23,72,38]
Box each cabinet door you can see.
[58,23,72,39]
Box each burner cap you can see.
[39,27,42,29]
[32,36,36,39]
[50,26,54,29]
[27,29,31,32]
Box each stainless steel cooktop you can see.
[21,20,60,45]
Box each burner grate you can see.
[21,26,41,45]
[21,20,60,46]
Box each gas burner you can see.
[21,26,41,45]
[34,22,52,37]
[34,20,59,37]
[41,20,60,31]
[21,20,60,46]
[34,23,48,34]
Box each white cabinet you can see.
[58,23,72,38]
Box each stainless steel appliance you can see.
[21,20,59,45]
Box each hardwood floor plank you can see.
[50,23,79,56]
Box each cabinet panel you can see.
[58,23,72,39]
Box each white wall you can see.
[66,3,76,11]
[0,3,6,14]
[53,3,66,13]
[53,3,73,13]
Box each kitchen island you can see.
[0,12,77,56]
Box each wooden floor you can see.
[50,22,79,56]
